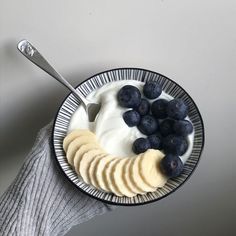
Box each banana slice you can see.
[79,149,105,184]
[66,135,96,166]
[140,149,167,188]
[89,154,108,189]
[74,143,101,174]
[105,158,123,197]
[130,155,156,192]
[113,158,136,197]
[124,158,145,195]
[96,155,116,192]
[63,129,95,152]
[100,157,116,193]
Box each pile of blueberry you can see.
[117,81,193,178]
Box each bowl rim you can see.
[52,67,205,206]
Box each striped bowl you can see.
[52,68,205,206]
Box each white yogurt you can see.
[68,80,194,163]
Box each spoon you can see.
[17,39,101,122]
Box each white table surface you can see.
[0,0,235,235]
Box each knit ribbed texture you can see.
[0,122,115,236]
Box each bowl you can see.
[52,68,205,206]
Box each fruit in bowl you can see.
[62,79,194,198]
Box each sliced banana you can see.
[130,155,156,192]
[105,158,123,197]
[63,129,169,197]
[124,158,145,195]
[74,143,101,174]
[89,154,108,189]
[79,149,105,184]
[66,135,96,166]
[63,129,95,152]
[113,158,136,197]
[96,155,116,192]
[140,149,167,188]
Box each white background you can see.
[0,0,235,235]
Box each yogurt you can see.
[68,80,194,163]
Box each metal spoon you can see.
[17,39,101,122]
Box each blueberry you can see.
[160,154,184,178]
[151,99,168,119]
[167,99,188,120]
[138,115,159,135]
[160,119,175,137]
[117,85,141,108]
[147,133,162,149]
[134,98,150,116]
[163,135,188,155]
[143,81,162,99]
[132,138,151,154]
[123,110,140,127]
[173,120,193,137]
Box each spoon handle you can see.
[17,39,89,107]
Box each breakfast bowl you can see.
[52,68,205,206]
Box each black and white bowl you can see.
[52,68,205,206]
